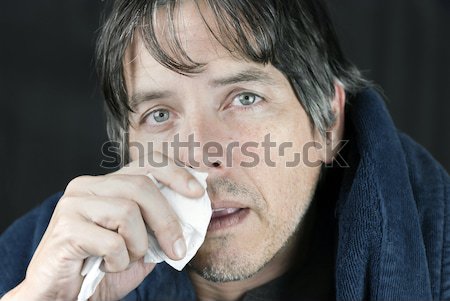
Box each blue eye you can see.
[151,109,170,123]
[233,92,261,106]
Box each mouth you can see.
[208,203,250,232]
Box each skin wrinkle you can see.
[98,0,367,163]
[119,2,347,300]
[128,67,280,111]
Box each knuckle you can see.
[129,242,148,260]
[52,217,73,240]
[153,215,180,239]
[136,233,149,256]
[135,243,148,258]
[55,195,73,211]
[180,170,192,182]
[108,173,127,182]
[118,200,140,217]
[65,175,92,193]
[120,257,130,271]
[104,236,125,256]
[54,195,82,216]
[163,171,190,192]
[131,175,152,190]
[103,237,130,273]
[105,254,130,273]
[53,216,72,231]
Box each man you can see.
[1,0,449,300]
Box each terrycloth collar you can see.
[335,88,432,300]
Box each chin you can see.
[188,234,287,284]
[188,213,305,284]
[188,236,264,283]
[188,255,265,283]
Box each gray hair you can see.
[96,0,369,163]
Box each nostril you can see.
[212,161,221,167]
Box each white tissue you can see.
[77,169,211,301]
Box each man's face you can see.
[124,2,323,282]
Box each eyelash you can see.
[140,108,170,126]
[139,91,265,126]
[228,91,264,111]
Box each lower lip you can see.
[207,208,250,232]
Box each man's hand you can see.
[3,152,204,301]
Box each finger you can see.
[63,179,187,260]
[68,196,148,262]
[68,221,131,273]
[114,151,204,198]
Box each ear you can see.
[317,81,346,164]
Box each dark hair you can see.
[96,0,368,162]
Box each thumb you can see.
[124,259,155,283]
[95,259,156,301]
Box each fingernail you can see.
[188,178,203,192]
[173,238,186,259]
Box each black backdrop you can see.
[1,0,449,233]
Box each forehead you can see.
[124,1,236,77]
[121,0,289,104]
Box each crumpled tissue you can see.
[77,169,211,301]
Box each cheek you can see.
[234,112,321,216]
[128,131,140,161]
[128,128,171,162]
[253,160,321,216]
[230,113,317,169]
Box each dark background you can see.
[1,0,449,233]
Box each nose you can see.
[172,113,229,173]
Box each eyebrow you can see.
[209,67,277,87]
[129,90,171,110]
[129,67,277,109]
